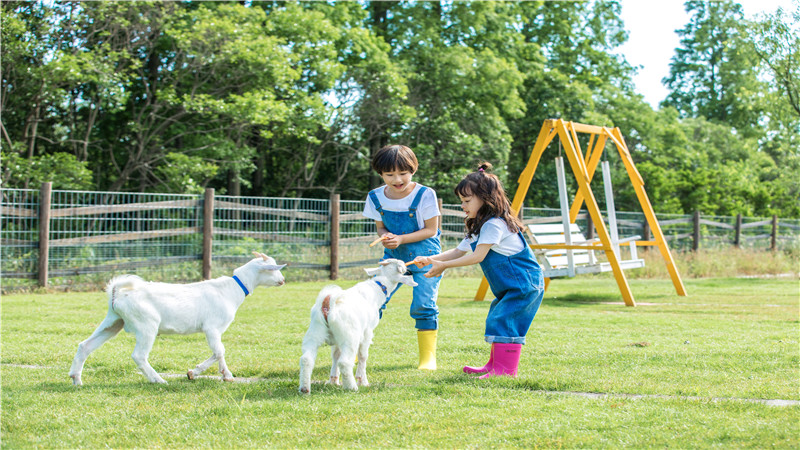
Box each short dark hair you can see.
[371,145,418,174]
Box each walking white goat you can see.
[69,252,286,385]
[298,259,417,393]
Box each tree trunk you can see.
[228,168,241,197]
[370,1,390,37]
[27,103,41,159]
[79,103,98,162]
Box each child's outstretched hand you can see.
[411,256,432,268]
[382,233,402,249]
[424,260,446,278]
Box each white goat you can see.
[298,259,417,393]
[69,252,286,385]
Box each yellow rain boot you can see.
[417,329,437,370]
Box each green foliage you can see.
[747,2,800,118]
[1,1,797,217]
[1,149,92,190]
[153,153,218,194]
[663,1,767,136]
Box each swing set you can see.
[473,119,687,306]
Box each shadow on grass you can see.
[451,292,642,308]
[39,376,310,400]
[544,292,622,307]
[431,372,562,393]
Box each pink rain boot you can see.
[479,343,521,379]
[463,345,494,374]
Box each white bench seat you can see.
[527,223,644,279]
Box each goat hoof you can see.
[187,370,195,380]
[223,377,235,382]
[70,375,82,386]
[300,387,310,394]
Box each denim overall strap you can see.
[471,230,543,344]
[407,186,428,216]
[368,189,385,216]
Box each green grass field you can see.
[2,275,798,448]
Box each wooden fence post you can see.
[330,193,340,280]
[202,188,214,280]
[692,210,701,252]
[734,213,742,248]
[38,182,52,288]
[642,218,650,252]
[771,215,778,251]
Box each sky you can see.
[618,0,795,109]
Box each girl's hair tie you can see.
[478,167,484,172]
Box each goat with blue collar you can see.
[299,259,417,393]
[69,252,286,385]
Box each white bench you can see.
[527,223,644,279]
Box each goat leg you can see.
[355,340,370,387]
[132,331,167,384]
[68,314,124,386]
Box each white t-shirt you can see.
[362,183,440,230]
[457,218,525,256]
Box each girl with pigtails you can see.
[412,162,544,378]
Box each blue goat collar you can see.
[233,275,249,296]
[374,280,389,299]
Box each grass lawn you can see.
[2,275,798,447]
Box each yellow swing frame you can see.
[473,119,687,306]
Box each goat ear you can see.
[263,264,286,271]
[378,260,390,266]
[364,267,381,276]
[398,274,418,287]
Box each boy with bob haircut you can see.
[362,145,442,370]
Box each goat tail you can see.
[315,285,343,320]
[106,275,145,310]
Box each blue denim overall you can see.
[472,230,544,344]
[369,186,441,330]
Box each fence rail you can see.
[2,184,798,291]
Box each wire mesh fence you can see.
[1,189,39,280]
[210,194,331,279]
[2,186,798,292]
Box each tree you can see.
[506,0,637,209]
[747,3,800,217]
[362,1,529,200]
[3,1,796,217]
[245,1,411,198]
[750,2,800,117]
[1,1,125,189]
[662,1,767,138]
